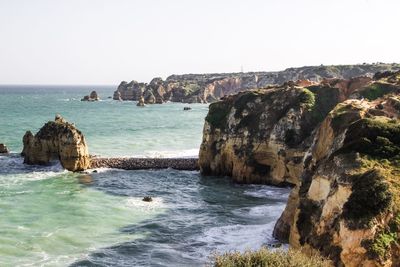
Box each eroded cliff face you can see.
[273,72,400,266]
[114,63,400,104]
[283,96,400,267]
[22,115,90,171]
[198,77,369,186]
[200,71,400,266]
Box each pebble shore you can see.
[90,157,199,171]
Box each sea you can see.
[0,85,289,267]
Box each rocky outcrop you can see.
[113,81,146,101]
[22,115,90,171]
[200,71,400,266]
[114,63,400,104]
[137,96,145,107]
[198,77,371,185]
[278,94,400,267]
[0,143,9,153]
[81,90,100,101]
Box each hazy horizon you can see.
[1,0,400,85]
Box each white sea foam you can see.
[196,221,277,254]
[243,185,290,200]
[125,197,166,211]
[137,148,199,158]
[232,204,287,218]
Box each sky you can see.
[0,0,399,85]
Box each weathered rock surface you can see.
[114,63,400,104]
[22,115,90,171]
[81,90,100,101]
[280,93,400,267]
[200,71,400,266]
[198,77,371,185]
[0,143,9,153]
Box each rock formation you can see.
[199,77,371,185]
[114,63,400,104]
[137,96,145,107]
[277,93,400,266]
[199,71,400,266]
[22,115,90,171]
[81,90,100,101]
[0,143,9,153]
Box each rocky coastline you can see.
[90,157,199,171]
[199,70,400,266]
[114,63,400,104]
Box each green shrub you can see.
[206,101,232,129]
[369,231,397,259]
[343,170,392,228]
[359,82,398,100]
[299,88,316,111]
[339,118,400,159]
[212,247,329,267]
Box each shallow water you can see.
[0,86,289,266]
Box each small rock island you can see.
[22,115,91,171]
[81,90,100,101]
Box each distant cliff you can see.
[114,63,400,104]
[199,71,400,266]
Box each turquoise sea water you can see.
[0,86,289,266]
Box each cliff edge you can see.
[199,71,400,266]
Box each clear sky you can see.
[0,0,399,85]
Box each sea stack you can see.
[137,96,145,107]
[21,114,91,171]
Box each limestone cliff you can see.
[200,71,400,266]
[280,94,400,266]
[114,63,400,104]
[22,115,90,171]
[198,77,370,185]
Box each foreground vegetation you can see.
[212,247,330,267]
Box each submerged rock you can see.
[183,107,192,111]
[0,143,9,153]
[142,196,153,202]
[21,115,90,171]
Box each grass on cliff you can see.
[339,118,400,228]
[336,116,400,260]
[358,82,399,100]
[299,88,316,111]
[212,247,330,267]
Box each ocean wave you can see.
[0,155,66,185]
[195,221,277,255]
[243,185,291,200]
[232,203,287,218]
